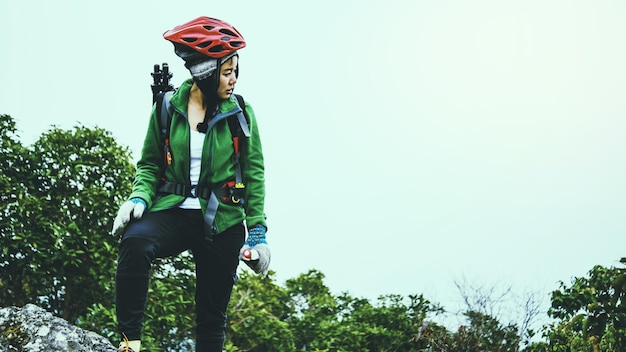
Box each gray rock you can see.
[0,304,117,352]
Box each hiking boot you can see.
[118,335,140,352]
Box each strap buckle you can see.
[188,185,198,198]
[231,183,245,204]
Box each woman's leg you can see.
[192,223,245,352]
[115,209,193,342]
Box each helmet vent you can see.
[209,45,226,53]
[182,37,197,43]
[219,28,238,37]
[203,26,216,31]
[196,41,213,49]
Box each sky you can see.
[2,0,626,328]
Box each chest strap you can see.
[158,182,212,199]
[159,180,244,236]
[158,181,245,205]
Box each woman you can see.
[112,16,268,352]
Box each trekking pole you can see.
[151,63,174,104]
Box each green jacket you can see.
[129,79,267,233]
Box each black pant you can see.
[115,208,244,352]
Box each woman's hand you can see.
[112,198,147,236]
[240,224,270,276]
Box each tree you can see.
[450,311,521,352]
[334,293,444,351]
[283,269,447,352]
[0,117,204,351]
[453,276,544,347]
[399,276,549,351]
[226,270,295,351]
[0,114,35,305]
[284,269,338,350]
[0,117,136,323]
[532,260,626,352]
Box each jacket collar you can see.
[170,78,238,117]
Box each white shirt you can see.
[178,130,204,209]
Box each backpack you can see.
[150,63,249,182]
[149,63,251,235]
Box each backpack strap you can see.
[233,94,251,137]
[227,94,250,204]
[156,90,175,167]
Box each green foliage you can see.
[527,261,626,352]
[0,114,35,305]
[284,269,338,350]
[0,115,135,323]
[452,311,521,351]
[415,309,522,351]
[283,269,447,351]
[227,270,295,351]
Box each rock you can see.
[0,304,117,352]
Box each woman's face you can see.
[217,56,238,100]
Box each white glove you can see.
[112,198,146,236]
[240,244,271,276]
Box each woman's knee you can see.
[117,237,156,272]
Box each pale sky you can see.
[2,0,626,326]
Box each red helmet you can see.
[163,17,246,59]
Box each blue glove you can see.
[245,224,267,247]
